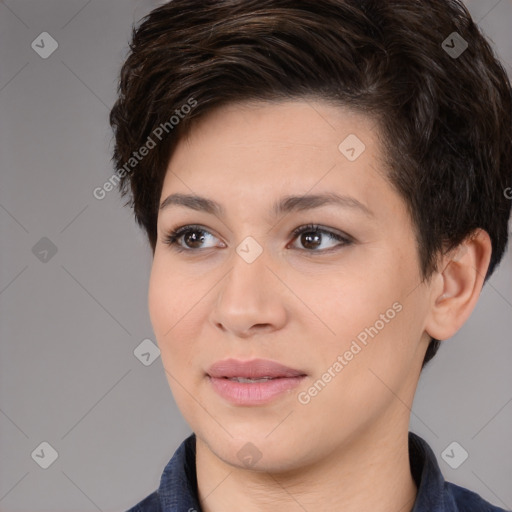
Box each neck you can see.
[195,420,418,512]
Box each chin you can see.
[199,423,318,473]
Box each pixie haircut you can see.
[109,0,512,367]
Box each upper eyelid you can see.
[292,224,353,240]
[168,224,343,237]
[170,224,220,240]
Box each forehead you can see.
[180,99,376,150]
[165,99,381,182]
[159,99,408,228]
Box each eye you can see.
[162,223,353,253]
[289,224,353,252]
[163,224,223,251]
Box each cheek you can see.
[301,300,420,428]
[148,257,199,360]
[304,264,398,338]
[310,255,422,373]
[148,258,205,422]
[148,253,204,326]
[148,259,174,338]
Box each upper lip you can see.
[207,358,307,379]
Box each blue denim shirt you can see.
[127,432,508,512]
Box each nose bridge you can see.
[211,235,286,334]
[223,236,269,305]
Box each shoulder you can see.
[445,481,509,512]
[124,433,199,512]
[125,491,161,512]
[408,432,508,512]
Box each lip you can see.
[207,358,306,379]
[206,358,307,405]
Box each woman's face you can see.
[149,100,433,471]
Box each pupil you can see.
[302,232,321,249]
[185,230,205,248]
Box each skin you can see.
[148,99,491,512]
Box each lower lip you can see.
[208,376,306,405]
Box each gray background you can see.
[0,0,511,510]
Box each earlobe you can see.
[425,229,492,341]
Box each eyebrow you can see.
[159,192,373,218]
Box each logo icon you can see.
[134,338,161,366]
[338,134,366,161]
[442,32,468,59]
[31,441,59,469]
[32,237,58,263]
[31,32,59,59]
[441,441,469,469]
[237,442,263,468]
[236,236,263,264]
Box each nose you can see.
[209,243,288,338]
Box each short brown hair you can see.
[109,0,512,367]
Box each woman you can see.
[109,0,512,510]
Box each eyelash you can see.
[162,223,353,254]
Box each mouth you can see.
[206,358,307,405]
[207,357,307,379]
[224,376,281,383]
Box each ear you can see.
[424,229,492,341]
